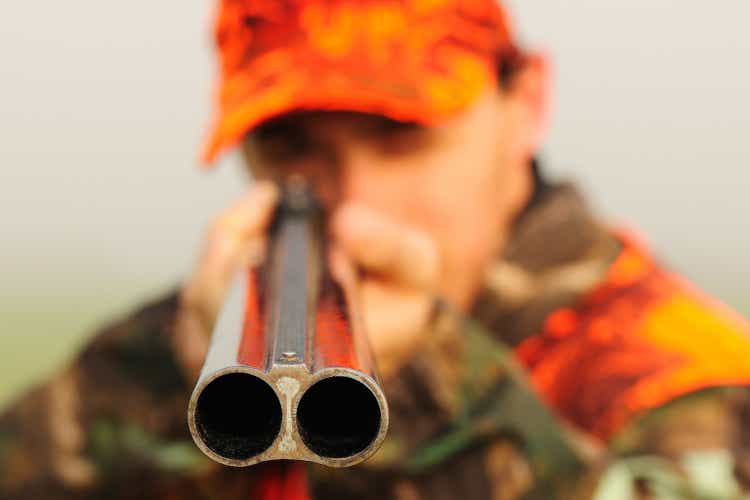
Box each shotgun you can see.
[187,179,389,468]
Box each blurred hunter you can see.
[3,1,750,499]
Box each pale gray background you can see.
[1,1,748,405]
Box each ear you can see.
[506,51,553,156]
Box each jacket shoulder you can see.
[516,235,750,439]
[0,291,204,498]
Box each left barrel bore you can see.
[193,372,282,461]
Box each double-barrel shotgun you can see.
[187,179,388,468]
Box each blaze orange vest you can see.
[516,233,750,440]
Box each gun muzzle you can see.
[187,181,389,468]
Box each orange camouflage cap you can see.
[201,0,520,164]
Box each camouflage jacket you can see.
[3,183,750,500]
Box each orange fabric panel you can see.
[516,234,750,440]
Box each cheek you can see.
[433,180,504,268]
[401,155,509,279]
[341,160,498,268]
[422,146,524,305]
[411,174,505,308]
[335,128,518,301]
[430,142,509,239]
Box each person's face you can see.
[241,61,548,309]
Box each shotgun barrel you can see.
[187,180,389,468]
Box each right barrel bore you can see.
[296,376,382,458]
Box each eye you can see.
[252,121,316,164]
[259,134,313,164]
[368,119,431,156]
[243,16,262,28]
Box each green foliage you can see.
[88,420,208,473]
